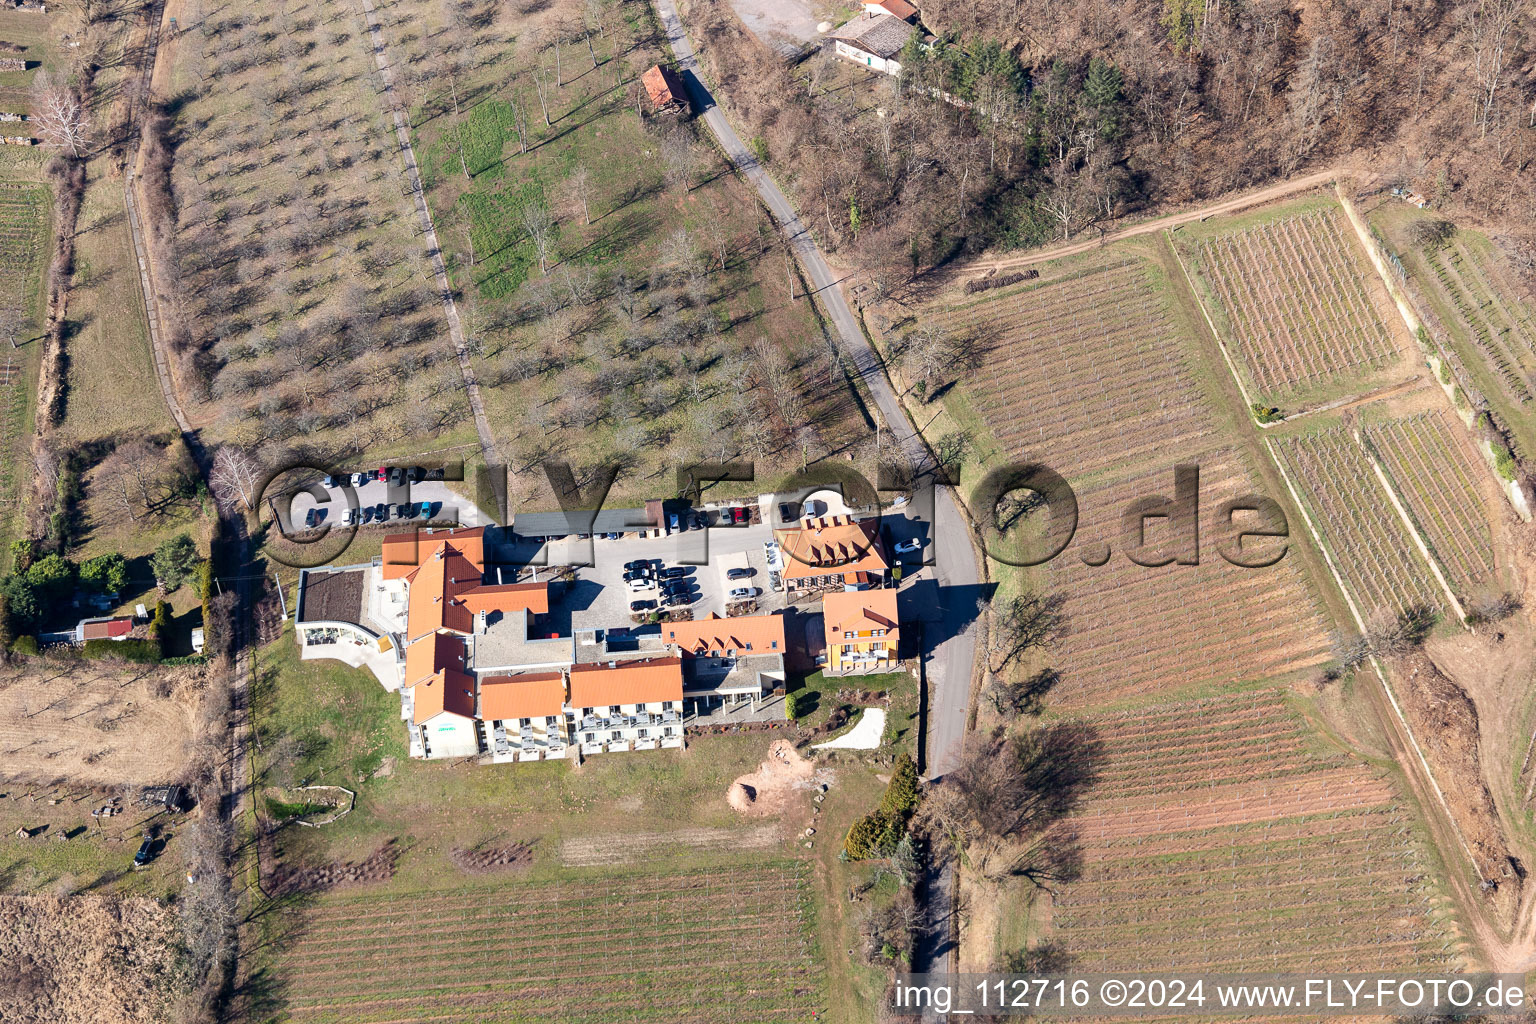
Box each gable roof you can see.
[411,665,477,725]
[642,64,686,108]
[404,632,466,688]
[404,542,487,640]
[774,516,888,581]
[864,0,917,21]
[381,527,486,580]
[832,12,915,59]
[568,657,683,708]
[79,616,134,640]
[823,589,900,640]
[479,672,566,721]
[460,582,549,617]
[664,613,785,656]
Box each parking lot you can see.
[283,470,490,533]
[546,523,786,632]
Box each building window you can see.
[585,733,595,742]
[664,727,675,737]
[609,705,621,715]
[638,729,648,739]
[662,701,673,711]
[610,730,622,741]
[545,716,558,726]
[844,631,854,639]
[770,641,778,649]
[519,718,530,727]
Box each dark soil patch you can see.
[450,841,534,874]
[264,838,399,897]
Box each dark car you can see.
[303,507,318,529]
[623,567,652,581]
[663,593,691,607]
[659,566,689,580]
[395,503,413,518]
[374,502,389,520]
[727,567,754,580]
[133,834,156,868]
[624,559,650,572]
[779,502,796,523]
[732,506,749,525]
[630,599,657,613]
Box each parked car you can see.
[133,834,156,868]
[417,502,435,520]
[624,559,650,572]
[894,538,922,555]
[669,511,681,532]
[659,566,689,580]
[303,507,320,528]
[779,502,796,523]
[395,503,415,518]
[663,593,693,607]
[630,599,657,613]
[341,508,357,526]
[408,466,426,483]
[728,587,759,601]
[627,577,654,593]
[732,506,749,525]
[726,567,754,580]
[373,502,389,521]
[623,568,652,582]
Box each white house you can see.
[831,12,916,76]
[567,657,685,756]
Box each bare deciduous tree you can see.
[565,164,595,224]
[31,72,92,158]
[522,200,555,274]
[210,446,262,512]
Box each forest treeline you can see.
[681,0,1532,284]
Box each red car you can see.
[731,506,749,525]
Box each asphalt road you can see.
[652,0,981,786]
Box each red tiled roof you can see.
[866,0,917,21]
[774,516,888,581]
[81,617,134,640]
[460,583,549,616]
[642,64,684,107]
[479,672,566,721]
[822,589,900,640]
[404,632,466,688]
[664,613,785,656]
[412,666,477,725]
[381,527,486,580]
[568,657,683,709]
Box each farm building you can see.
[830,12,916,76]
[641,64,689,113]
[821,590,900,674]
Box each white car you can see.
[626,577,655,593]
[894,538,922,555]
[728,586,759,601]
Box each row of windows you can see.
[841,629,889,639]
[583,727,678,742]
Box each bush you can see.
[9,539,34,573]
[1437,360,1452,384]
[152,533,200,592]
[785,690,803,721]
[150,600,172,639]
[83,637,161,663]
[1493,444,1518,482]
[1250,403,1283,424]
[80,552,129,595]
[10,634,37,656]
[845,753,922,860]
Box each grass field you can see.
[1047,689,1462,972]
[1369,201,1536,460]
[1363,410,1500,602]
[1271,422,1450,622]
[257,862,822,1023]
[162,0,474,459]
[0,180,49,562]
[1176,197,1408,412]
[375,0,869,505]
[912,241,1332,705]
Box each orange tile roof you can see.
[867,0,917,20]
[461,582,549,616]
[664,613,785,656]
[404,632,466,688]
[568,657,683,709]
[381,527,486,580]
[775,516,888,581]
[412,666,477,725]
[81,617,134,640]
[403,543,487,640]
[642,64,684,107]
[479,672,566,721]
[822,589,900,640]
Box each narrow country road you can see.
[651,0,979,781]
[357,0,498,465]
[651,0,980,989]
